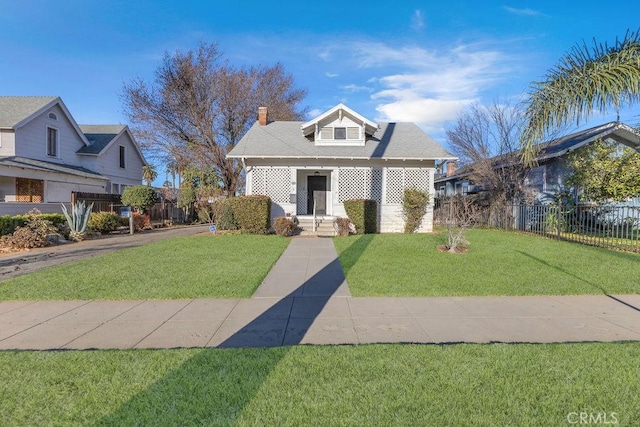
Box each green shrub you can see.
[273,217,296,236]
[0,213,66,236]
[230,195,271,234]
[88,212,124,234]
[344,199,377,234]
[402,188,430,233]
[121,185,157,213]
[212,199,237,230]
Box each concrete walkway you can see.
[1,237,640,349]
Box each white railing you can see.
[312,197,317,232]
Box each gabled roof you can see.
[435,121,640,183]
[228,121,456,160]
[0,96,58,128]
[300,103,379,136]
[78,125,126,154]
[77,124,148,166]
[537,121,640,161]
[0,156,108,180]
[0,96,90,145]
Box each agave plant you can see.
[61,201,94,241]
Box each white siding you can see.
[13,104,86,165]
[0,130,16,156]
[90,132,145,187]
[0,176,14,202]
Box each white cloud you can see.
[325,72,339,78]
[504,6,542,16]
[345,43,513,127]
[307,108,322,119]
[340,84,373,93]
[411,10,425,31]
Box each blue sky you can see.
[2,0,640,163]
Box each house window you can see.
[15,178,44,202]
[334,127,346,139]
[46,127,58,157]
[111,183,120,194]
[119,146,126,168]
[48,112,57,120]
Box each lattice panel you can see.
[385,168,431,204]
[250,168,290,204]
[370,168,383,201]
[385,168,405,204]
[297,188,307,214]
[250,168,266,196]
[406,169,430,192]
[338,169,367,202]
[265,169,291,203]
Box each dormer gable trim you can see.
[300,103,378,138]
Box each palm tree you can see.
[142,164,158,187]
[521,30,640,163]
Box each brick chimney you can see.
[258,106,268,126]
[446,161,456,177]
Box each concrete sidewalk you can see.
[1,236,640,349]
[1,295,640,349]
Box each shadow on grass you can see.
[516,250,640,312]
[97,236,374,424]
[335,234,375,276]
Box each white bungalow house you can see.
[0,96,146,215]
[227,104,456,232]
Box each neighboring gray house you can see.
[435,122,640,203]
[0,96,146,215]
[228,103,456,232]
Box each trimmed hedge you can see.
[212,199,237,230]
[343,199,378,234]
[0,213,66,236]
[230,195,271,234]
[212,195,271,234]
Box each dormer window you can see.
[300,103,378,147]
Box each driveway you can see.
[0,224,210,280]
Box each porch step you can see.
[296,216,336,237]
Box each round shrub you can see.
[121,185,157,213]
[88,212,125,234]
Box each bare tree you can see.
[122,42,307,195]
[446,102,536,221]
[442,195,482,253]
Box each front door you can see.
[307,175,327,215]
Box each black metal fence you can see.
[434,198,640,253]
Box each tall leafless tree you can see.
[446,102,537,221]
[121,42,307,195]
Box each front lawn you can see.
[1,343,638,425]
[334,229,640,296]
[0,234,289,300]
